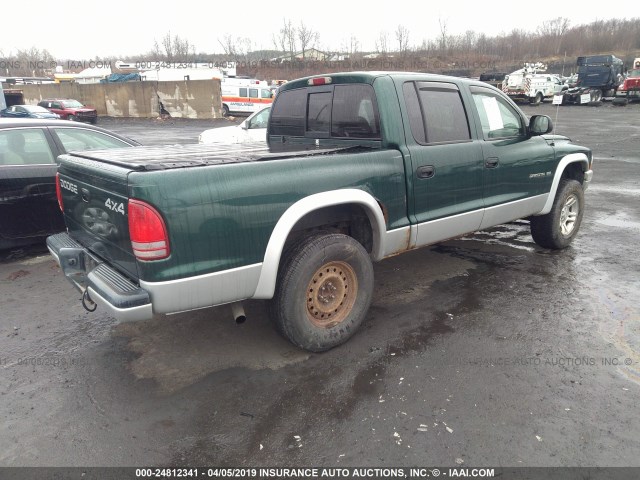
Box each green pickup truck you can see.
[47,72,593,352]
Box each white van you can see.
[221,79,273,116]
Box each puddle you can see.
[594,213,640,230]
[113,303,310,394]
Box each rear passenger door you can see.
[402,81,485,247]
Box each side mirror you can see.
[529,115,553,136]
[240,121,248,130]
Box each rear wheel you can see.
[269,233,374,352]
[222,104,229,117]
[530,92,543,105]
[530,179,584,249]
[590,89,603,103]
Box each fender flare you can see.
[536,152,589,215]
[252,189,387,299]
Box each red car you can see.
[38,98,98,123]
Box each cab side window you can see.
[403,81,470,144]
[239,88,248,98]
[471,89,524,139]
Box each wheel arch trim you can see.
[252,189,387,299]
[537,152,589,215]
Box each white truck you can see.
[502,63,567,105]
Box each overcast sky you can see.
[1,0,636,59]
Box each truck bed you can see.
[67,142,368,171]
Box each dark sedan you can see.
[1,105,60,119]
[0,119,139,250]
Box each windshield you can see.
[629,70,640,78]
[61,100,84,108]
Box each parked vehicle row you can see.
[0,99,98,123]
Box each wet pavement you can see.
[1,102,639,467]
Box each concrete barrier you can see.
[18,79,222,119]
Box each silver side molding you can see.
[141,263,262,314]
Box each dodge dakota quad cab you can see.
[47,72,593,352]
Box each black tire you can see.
[222,104,229,117]
[530,179,584,249]
[529,92,543,105]
[67,114,76,121]
[269,233,374,352]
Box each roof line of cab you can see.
[279,71,495,92]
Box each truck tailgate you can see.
[57,153,138,280]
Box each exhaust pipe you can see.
[231,302,246,324]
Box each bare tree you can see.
[438,18,448,53]
[298,21,318,59]
[537,17,570,54]
[272,30,287,54]
[375,31,389,55]
[395,25,410,56]
[285,20,297,59]
[11,47,56,76]
[218,34,238,57]
[161,32,174,61]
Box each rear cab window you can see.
[269,83,381,140]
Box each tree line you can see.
[1,17,638,78]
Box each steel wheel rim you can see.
[306,261,358,328]
[560,194,579,236]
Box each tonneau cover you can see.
[67,142,364,171]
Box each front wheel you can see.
[269,233,374,352]
[530,179,585,249]
[67,114,76,121]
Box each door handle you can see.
[485,157,499,168]
[417,165,435,179]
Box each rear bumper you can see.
[47,232,153,322]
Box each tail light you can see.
[128,199,170,260]
[55,173,64,211]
